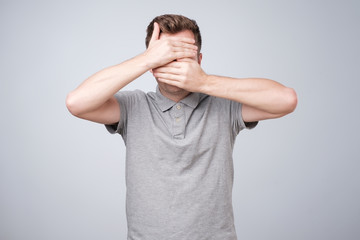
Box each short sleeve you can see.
[104,90,145,137]
[231,101,258,134]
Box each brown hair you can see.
[145,14,202,52]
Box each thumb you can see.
[149,22,160,45]
[177,57,194,63]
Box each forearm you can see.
[203,75,297,114]
[66,53,150,115]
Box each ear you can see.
[198,53,203,65]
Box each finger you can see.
[174,51,198,60]
[152,62,181,74]
[149,22,160,44]
[176,57,195,62]
[167,36,196,45]
[157,77,182,88]
[172,48,198,59]
[169,41,198,51]
[172,44,198,52]
[157,61,182,68]
[153,67,181,75]
[153,72,181,81]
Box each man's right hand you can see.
[143,22,198,69]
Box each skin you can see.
[66,22,297,125]
[153,30,202,101]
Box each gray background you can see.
[1,0,359,239]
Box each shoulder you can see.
[113,89,149,104]
[114,89,147,98]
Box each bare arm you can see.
[203,76,297,122]
[66,23,198,124]
[153,59,297,122]
[66,55,150,124]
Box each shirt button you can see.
[176,105,181,110]
[175,117,181,122]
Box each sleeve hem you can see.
[244,121,258,129]
[104,92,127,135]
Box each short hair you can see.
[145,14,202,52]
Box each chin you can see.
[159,82,189,96]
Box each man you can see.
[66,14,297,240]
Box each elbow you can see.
[283,87,298,114]
[65,91,83,117]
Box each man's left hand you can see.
[152,58,208,93]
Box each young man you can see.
[66,14,297,240]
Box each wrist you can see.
[201,74,215,95]
[139,50,156,70]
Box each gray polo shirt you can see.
[106,87,257,240]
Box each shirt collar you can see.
[155,85,203,112]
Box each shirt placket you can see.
[171,103,185,139]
